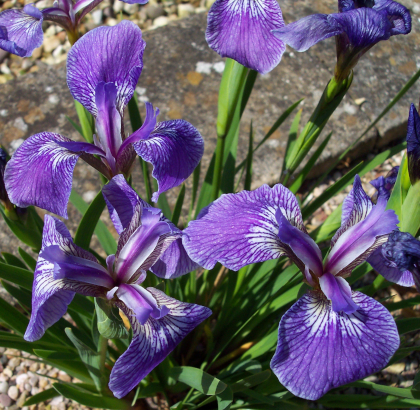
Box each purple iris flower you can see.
[205,0,286,74]
[183,175,399,400]
[0,0,150,57]
[25,174,211,398]
[4,21,204,219]
[272,0,411,80]
[406,103,420,184]
[368,230,419,289]
[370,166,399,200]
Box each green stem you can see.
[98,335,108,393]
[211,137,225,202]
[141,158,153,204]
[74,100,94,143]
[281,73,353,185]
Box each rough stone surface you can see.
[0,5,419,256]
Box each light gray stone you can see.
[146,4,164,19]
[0,393,11,407]
[7,385,18,401]
[0,381,8,394]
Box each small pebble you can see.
[0,381,8,394]
[29,376,38,387]
[8,385,18,400]
[0,393,12,407]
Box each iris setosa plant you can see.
[0,0,419,408]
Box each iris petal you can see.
[67,20,145,115]
[0,5,43,57]
[109,288,211,398]
[132,119,204,203]
[270,290,399,400]
[272,14,341,52]
[4,133,82,218]
[183,184,305,271]
[25,216,106,341]
[206,0,286,73]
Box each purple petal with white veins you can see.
[319,272,359,314]
[4,133,82,218]
[132,120,204,203]
[183,184,305,271]
[0,5,43,57]
[276,209,323,276]
[116,210,174,283]
[25,216,107,341]
[67,21,145,115]
[40,245,115,288]
[119,0,149,4]
[270,290,399,400]
[117,102,158,160]
[116,284,169,325]
[56,140,106,157]
[206,0,286,74]
[102,175,149,234]
[151,237,201,279]
[368,247,415,286]
[272,14,341,52]
[332,175,373,247]
[325,195,399,276]
[109,288,211,398]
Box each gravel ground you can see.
[0,0,213,83]
[0,348,93,410]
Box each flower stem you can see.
[98,335,108,393]
[281,73,353,185]
[211,136,225,202]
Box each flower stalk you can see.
[281,73,353,185]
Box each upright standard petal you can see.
[131,120,204,203]
[272,14,341,52]
[325,195,398,276]
[4,133,82,218]
[332,175,373,247]
[276,210,323,276]
[102,175,150,235]
[115,210,174,283]
[183,184,305,271]
[109,288,212,398]
[25,216,106,341]
[103,175,198,279]
[270,291,399,400]
[67,20,145,115]
[0,5,43,57]
[206,0,286,74]
[407,104,420,184]
[95,82,123,169]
